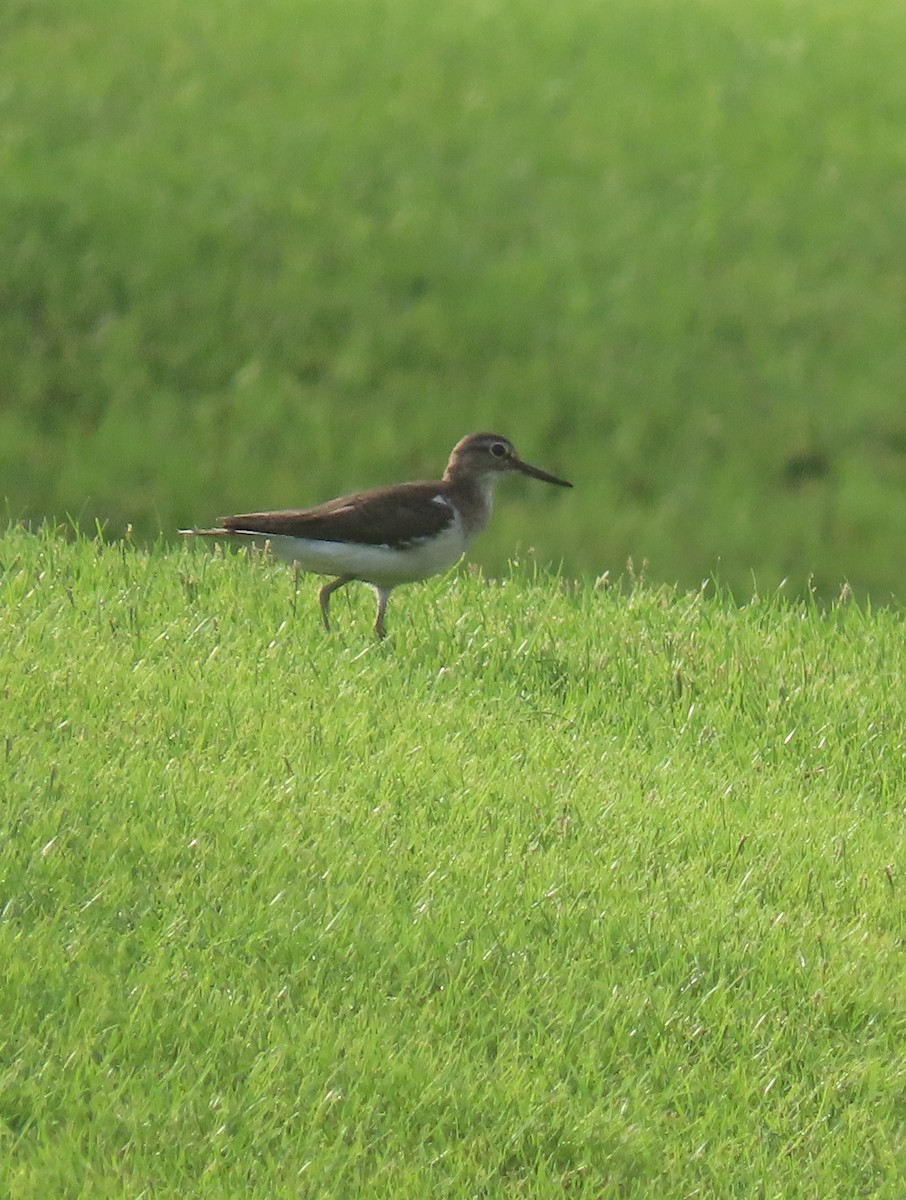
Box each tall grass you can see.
[1,526,904,1196]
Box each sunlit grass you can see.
[1,527,904,1196]
[3,0,906,597]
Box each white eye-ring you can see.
[490,442,507,458]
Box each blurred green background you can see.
[3,0,906,599]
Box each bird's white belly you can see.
[241,520,470,585]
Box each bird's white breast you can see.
[240,508,470,586]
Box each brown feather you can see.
[220,482,456,549]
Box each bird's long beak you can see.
[512,457,573,488]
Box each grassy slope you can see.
[1,528,904,1197]
[3,0,906,597]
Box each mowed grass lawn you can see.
[1,527,904,1197]
[4,0,906,597]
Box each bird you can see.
[180,432,572,638]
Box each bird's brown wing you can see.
[220,482,456,550]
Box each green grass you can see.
[4,0,906,597]
[2,526,905,1197]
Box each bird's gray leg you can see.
[319,575,353,632]
[373,586,392,640]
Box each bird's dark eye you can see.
[490,442,507,458]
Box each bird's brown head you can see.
[444,433,573,488]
